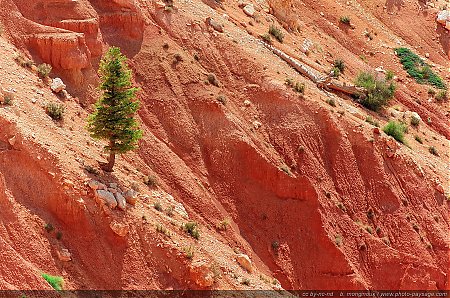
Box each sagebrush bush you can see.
[45,102,65,120]
[333,59,345,72]
[37,63,52,78]
[355,72,396,111]
[269,25,284,43]
[383,121,406,144]
[183,221,200,239]
[436,90,447,102]
[339,16,351,24]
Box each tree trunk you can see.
[102,151,116,172]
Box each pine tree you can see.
[87,47,142,172]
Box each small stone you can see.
[115,192,127,210]
[110,221,128,236]
[243,4,255,17]
[57,248,72,262]
[123,189,138,205]
[236,254,252,272]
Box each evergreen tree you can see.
[87,47,142,172]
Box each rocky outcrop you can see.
[28,33,91,70]
[437,10,450,30]
[236,254,252,273]
[51,78,66,93]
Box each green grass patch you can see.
[395,48,446,89]
[383,121,407,144]
[42,273,64,291]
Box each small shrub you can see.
[330,67,340,78]
[385,70,395,81]
[183,222,200,239]
[207,73,220,87]
[3,94,13,105]
[156,224,171,237]
[428,88,436,96]
[355,72,396,111]
[184,246,195,259]
[428,146,438,156]
[44,223,54,233]
[365,116,379,127]
[165,206,174,217]
[339,16,351,25]
[335,234,343,246]
[435,90,448,102]
[414,135,423,144]
[383,121,406,144]
[45,102,65,120]
[271,241,280,251]
[144,175,158,187]
[290,82,305,94]
[154,201,163,211]
[56,231,62,240]
[269,25,284,43]
[37,63,52,78]
[216,95,226,105]
[42,273,64,291]
[326,98,336,107]
[217,218,230,231]
[365,226,373,234]
[15,54,33,68]
[241,278,251,286]
[260,33,272,44]
[333,59,345,72]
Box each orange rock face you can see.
[0,0,448,292]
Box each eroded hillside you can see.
[0,0,449,291]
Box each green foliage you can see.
[339,16,351,24]
[395,48,446,89]
[385,70,395,81]
[42,273,64,291]
[217,218,230,231]
[15,54,33,68]
[435,90,447,102]
[44,223,54,233]
[414,135,423,144]
[355,72,396,111]
[184,245,195,259]
[330,67,340,78]
[333,59,345,72]
[269,25,284,43]
[37,63,52,78]
[285,78,305,94]
[45,102,65,120]
[3,94,13,105]
[183,221,200,239]
[326,98,336,107]
[365,116,379,127]
[383,121,406,144]
[87,47,142,162]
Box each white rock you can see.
[115,192,127,210]
[243,4,255,17]
[96,190,117,209]
[411,112,421,123]
[51,78,66,93]
[437,10,449,25]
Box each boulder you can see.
[206,17,223,33]
[51,78,66,93]
[236,253,252,272]
[437,10,449,25]
[189,260,214,288]
[411,112,421,124]
[96,190,117,209]
[123,189,138,205]
[87,179,106,191]
[110,221,128,236]
[57,248,72,262]
[243,4,255,17]
[115,192,127,210]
